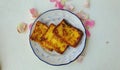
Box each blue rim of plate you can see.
[29,9,87,66]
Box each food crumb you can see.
[106,41,110,44]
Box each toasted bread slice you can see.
[39,40,54,51]
[30,21,48,42]
[54,19,83,47]
[30,21,53,51]
[41,24,68,54]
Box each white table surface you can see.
[0,0,120,70]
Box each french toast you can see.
[30,21,48,42]
[30,21,53,51]
[54,19,83,47]
[41,24,68,54]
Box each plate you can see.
[29,9,87,66]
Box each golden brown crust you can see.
[53,19,83,47]
[30,21,48,42]
[41,24,68,54]
[30,19,83,54]
[39,41,53,51]
[30,21,54,51]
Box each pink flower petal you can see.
[84,19,95,28]
[84,0,90,8]
[75,11,89,21]
[30,8,39,18]
[56,0,61,2]
[17,22,28,33]
[55,3,57,7]
[61,0,67,5]
[50,0,60,2]
[50,0,56,2]
[50,0,64,9]
[56,2,64,9]
[86,29,91,37]
[64,3,74,11]
[29,23,33,30]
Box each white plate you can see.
[29,9,87,66]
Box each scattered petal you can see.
[55,3,57,7]
[64,2,74,12]
[29,23,33,30]
[86,29,91,37]
[84,0,90,8]
[56,2,64,9]
[50,0,64,9]
[50,0,61,2]
[50,0,56,2]
[30,8,39,18]
[61,0,67,5]
[84,19,95,28]
[17,22,28,33]
[75,11,89,20]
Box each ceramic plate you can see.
[29,9,87,66]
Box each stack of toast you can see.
[30,19,83,54]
